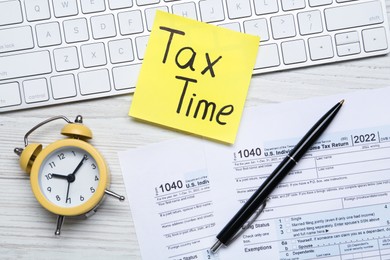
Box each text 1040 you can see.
[236,148,262,159]
[158,180,184,193]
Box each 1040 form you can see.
[119,87,390,260]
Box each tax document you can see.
[119,87,390,260]
[119,138,218,260]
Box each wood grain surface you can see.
[1,11,390,259]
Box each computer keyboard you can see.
[0,0,389,112]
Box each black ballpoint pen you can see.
[210,100,344,253]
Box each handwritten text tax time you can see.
[160,26,234,126]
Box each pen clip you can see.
[225,200,267,246]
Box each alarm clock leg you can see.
[105,189,125,201]
[55,215,65,236]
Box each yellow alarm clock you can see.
[14,115,124,235]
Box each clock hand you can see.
[71,154,88,176]
[51,173,68,180]
[65,181,71,204]
[62,155,88,202]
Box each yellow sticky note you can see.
[129,11,259,144]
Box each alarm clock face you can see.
[30,139,108,216]
[39,146,100,208]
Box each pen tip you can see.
[340,99,345,105]
[211,240,223,254]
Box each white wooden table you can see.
[1,17,390,260]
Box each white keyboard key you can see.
[199,0,225,23]
[145,7,169,31]
[23,78,49,104]
[271,14,296,39]
[281,0,305,11]
[53,0,78,17]
[118,10,144,35]
[109,0,133,9]
[255,43,280,69]
[219,23,241,32]
[244,19,269,41]
[281,39,307,64]
[336,42,360,56]
[91,14,117,39]
[253,0,278,15]
[51,74,77,99]
[297,10,323,35]
[113,64,142,90]
[309,0,332,7]
[63,18,89,43]
[81,43,107,68]
[36,22,62,47]
[137,0,160,5]
[324,1,384,31]
[0,0,23,26]
[78,69,111,95]
[172,2,198,20]
[308,35,334,60]
[53,47,80,71]
[0,82,21,108]
[25,0,51,21]
[335,31,359,45]
[0,26,34,53]
[226,0,252,19]
[362,27,388,52]
[81,0,106,13]
[108,39,135,63]
[0,51,52,80]
[135,35,149,60]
